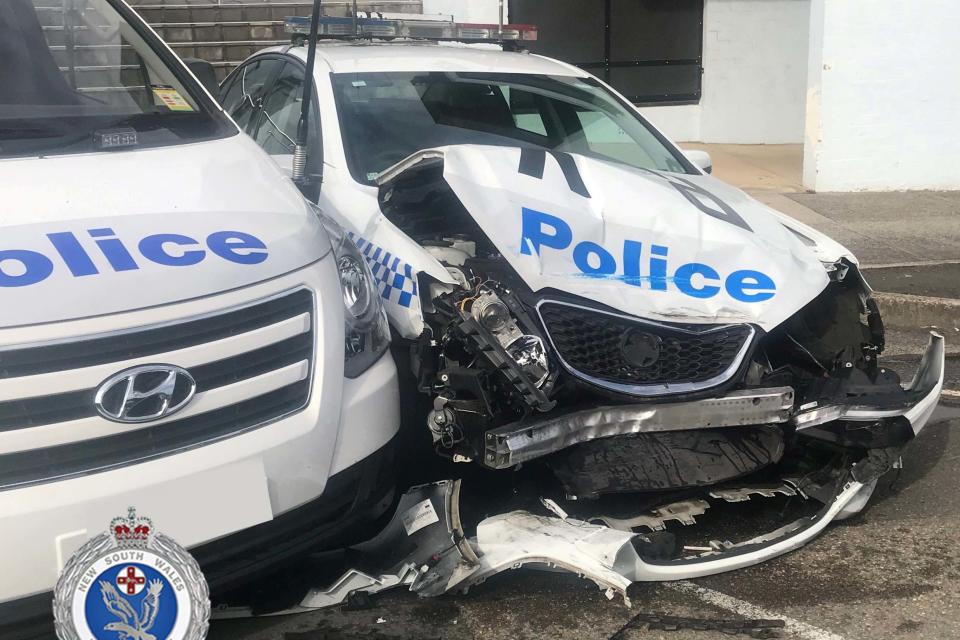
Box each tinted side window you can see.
[220,58,283,132]
[252,63,304,155]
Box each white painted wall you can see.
[698,0,810,144]
[422,0,501,22]
[580,0,812,145]
[804,0,960,191]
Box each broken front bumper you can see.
[234,475,894,615]
[214,334,946,617]
[484,332,945,469]
[793,331,945,434]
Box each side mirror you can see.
[683,149,713,174]
[182,57,219,100]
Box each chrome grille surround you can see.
[536,299,756,397]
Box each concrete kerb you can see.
[873,291,960,332]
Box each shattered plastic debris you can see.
[588,499,710,532]
[211,481,473,618]
[212,466,902,618]
[448,511,641,605]
[708,484,798,503]
[299,480,475,608]
[540,497,569,519]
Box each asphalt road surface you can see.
[209,393,960,640]
[863,263,960,299]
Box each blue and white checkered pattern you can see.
[348,232,418,308]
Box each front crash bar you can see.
[482,387,795,469]
[793,331,945,434]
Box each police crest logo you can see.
[52,508,210,640]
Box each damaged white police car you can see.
[224,14,945,585]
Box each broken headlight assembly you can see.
[422,278,557,460]
[313,206,391,377]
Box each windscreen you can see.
[331,71,690,185]
[0,0,231,158]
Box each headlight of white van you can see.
[310,204,391,378]
[338,239,391,377]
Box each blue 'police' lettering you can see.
[573,241,616,276]
[139,234,206,267]
[0,230,269,287]
[519,207,776,303]
[519,207,572,257]
[622,240,643,287]
[675,262,722,299]
[649,245,669,292]
[207,231,268,265]
[725,270,776,303]
[91,228,139,272]
[0,250,54,287]
[47,232,98,277]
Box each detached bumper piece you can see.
[216,469,889,616]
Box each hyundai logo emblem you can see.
[94,365,197,423]
[620,331,662,369]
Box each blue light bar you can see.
[285,15,398,38]
[284,15,538,43]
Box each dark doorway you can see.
[509,0,703,105]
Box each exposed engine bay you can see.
[376,149,942,506]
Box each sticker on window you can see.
[152,86,194,112]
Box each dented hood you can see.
[422,145,848,332]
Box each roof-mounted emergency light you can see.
[284,15,538,44]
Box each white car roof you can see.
[275,41,589,77]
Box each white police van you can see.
[0,1,399,634]
[223,14,945,578]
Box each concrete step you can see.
[169,40,289,79]
[49,40,281,82]
[38,0,423,84]
[124,0,422,10]
[874,292,960,332]
[151,21,284,43]
[59,64,144,89]
[135,2,315,24]
[168,39,284,58]
[37,2,422,26]
[42,25,120,47]
[50,44,140,68]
